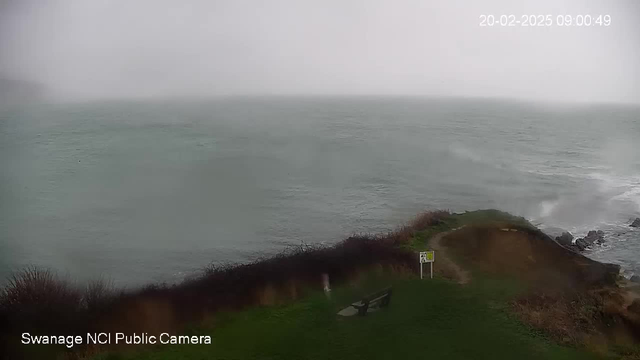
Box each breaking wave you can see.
[530,169,640,278]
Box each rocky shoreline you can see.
[553,218,640,283]
[554,230,605,251]
[553,217,639,251]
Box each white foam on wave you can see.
[522,138,640,275]
[530,171,640,241]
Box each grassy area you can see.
[410,209,534,250]
[96,273,599,360]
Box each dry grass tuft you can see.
[513,287,640,352]
[512,291,601,345]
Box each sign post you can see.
[419,251,435,279]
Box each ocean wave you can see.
[516,165,608,181]
[531,170,640,237]
[611,187,640,211]
[586,172,631,192]
[579,172,640,212]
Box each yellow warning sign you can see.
[420,251,434,263]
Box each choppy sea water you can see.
[1,97,639,286]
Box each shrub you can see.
[0,267,83,333]
[410,210,451,231]
[83,278,115,313]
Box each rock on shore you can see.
[631,218,640,228]
[554,232,574,247]
[555,230,606,252]
[573,230,605,251]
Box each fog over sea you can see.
[1,97,639,286]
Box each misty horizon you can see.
[1,0,639,104]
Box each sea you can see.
[1,97,639,287]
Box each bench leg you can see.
[381,292,392,308]
[357,301,370,316]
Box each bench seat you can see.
[351,287,392,316]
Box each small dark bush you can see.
[411,210,451,231]
[83,278,115,313]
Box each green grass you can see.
[410,209,534,250]
[95,273,599,360]
[453,209,533,228]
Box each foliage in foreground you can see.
[1,210,455,359]
[5,209,627,360]
[94,275,598,360]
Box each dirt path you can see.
[429,227,470,285]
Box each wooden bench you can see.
[351,287,392,316]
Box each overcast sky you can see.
[1,0,639,103]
